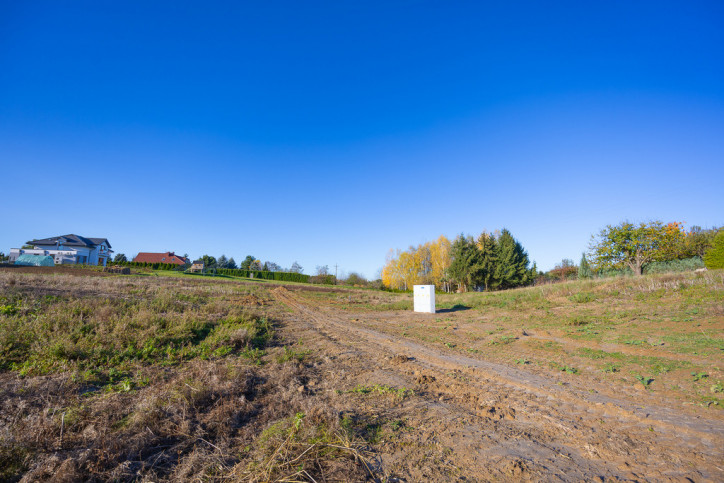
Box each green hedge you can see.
[109,261,185,271]
[108,261,311,282]
[215,268,310,283]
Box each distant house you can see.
[8,234,113,266]
[189,260,205,273]
[133,252,189,266]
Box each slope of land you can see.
[0,268,722,481]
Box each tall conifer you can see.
[217,255,229,269]
[578,253,592,279]
[476,231,498,291]
[494,229,533,289]
[448,235,481,292]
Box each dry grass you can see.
[0,271,374,482]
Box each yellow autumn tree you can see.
[381,249,404,290]
[398,250,418,290]
[429,235,452,292]
[412,243,431,283]
[381,235,453,291]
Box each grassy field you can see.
[0,272,370,481]
[294,271,724,407]
[1,268,722,481]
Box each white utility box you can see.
[413,285,436,313]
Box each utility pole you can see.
[334,264,338,280]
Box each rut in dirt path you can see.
[274,287,724,481]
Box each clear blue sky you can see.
[1,1,723,278]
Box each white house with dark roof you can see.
[8,234,113,266]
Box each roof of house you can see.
[133,252,189,265]
[192,260,204,265]
[28,234,112,249]
[88,237,111,247]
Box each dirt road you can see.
[274,287,724,481]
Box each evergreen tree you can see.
[703,230,724,269]
[578,253,593,279]
[201,255,217,268]
[530,262,539,281]
[227,257,238,269]
[476,231,498,291]
[494,229,533,289]
[526,259,538,284]
[217,254,229,269]
[241,255,255,270]
[263,262,269,271]
[113,253,128,263]
[448,235,482,292]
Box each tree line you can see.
[198,255,304,274]
[113,253,304,274]
[382,230,536,292]
[587,221,722,276]
[540,221,722,283]
[381,221,723,292]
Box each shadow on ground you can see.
[436,304,472,313]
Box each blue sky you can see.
[1,1,723,278]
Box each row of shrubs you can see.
[596,256,706,278]
[214,268,310,283]
[109,261,186,271]
[642,256,706,274]
[109,261,312,283]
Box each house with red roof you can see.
[133,252,189,265]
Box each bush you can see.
[213,268,310,283]
[704,231,724,269]
[644,257,705,274]
[344,273,367,286]
[310,274,336,285]
[597,266,634,278]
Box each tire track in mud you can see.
[274,288,724,481]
